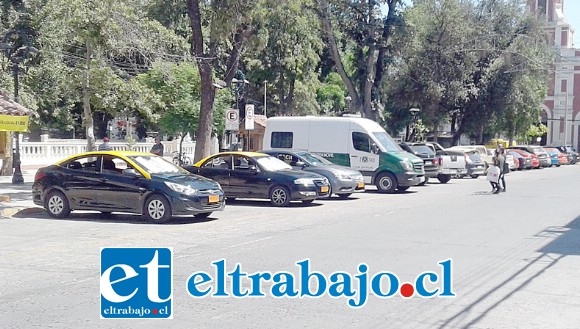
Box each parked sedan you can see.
[183,152,330,206]
[399,143,439,185]
[510,145,550,167]
[510,149,539,169]
[463,150,486,178]
[507,150,531,170]
[260,149,364,199]
[546,145,578,164]
[544,147,568,166]
[32,151,225,222]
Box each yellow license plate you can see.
[357,182,364,188]
[321,186,329,193]
[208,195,219,203]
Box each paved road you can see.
[1,166,580,328]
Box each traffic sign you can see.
[225,109,239,131]
[245,105,254,130]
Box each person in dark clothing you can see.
[150,136,164,156]
[98,137,113,151]
[495,146,507,193]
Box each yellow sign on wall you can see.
[0,114,29,132]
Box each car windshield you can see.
[410,145,435,156]
[128,155,185,174]
[297,152,333,166]
[372,132,402,152]
[467,152,482,162]
[256,156,292,171]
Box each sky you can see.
[564,0,580,47]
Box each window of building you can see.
[561,79,567,93]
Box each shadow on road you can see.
[224,199,324,208]
[438,214,580,328]
[9,209,219,225]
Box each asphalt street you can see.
[1,165,579,328]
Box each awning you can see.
[0,90,34,132]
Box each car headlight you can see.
[294,178,315,186]
[352,174,364,182]
[334,172,352,180]
[165,182,198,196]
[400,160,413,171]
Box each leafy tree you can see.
[390,0,552,144]
[316,0,405,120]
[134,61,231,154]
[244,0,323,116]
[30,0,187,150]
[187,0,260,161]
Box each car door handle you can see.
[351,155,358,158]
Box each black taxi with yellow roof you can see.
[183,151,330,207]
[32,150,224,223]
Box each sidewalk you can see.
[0,170,40,218]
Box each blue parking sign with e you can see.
[100,248,173,319]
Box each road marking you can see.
[224,237,271,249]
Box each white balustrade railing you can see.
[15,138,218,167]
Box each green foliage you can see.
[526,123,548,141]
[134,61,231,138]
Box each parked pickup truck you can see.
[428,142,468,183]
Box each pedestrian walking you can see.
[498,144,510,192]
[98,137,113,151]
[150,136,164,156]
[495,146,507,193]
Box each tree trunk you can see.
[83,39,96,151]
[1,132,12,176]
[188,0,216,162]
[317,0,361,112]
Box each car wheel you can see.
[337,193,352,199]
[270,185,291,207]
[45,190,71,219]
[470,174,479,179]
[194,212,212,218]
[302,199,314,205]
[375,172,397,193]
[397,186,410,192]
[143,194,172,223]
[437,174,451,184]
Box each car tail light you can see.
[438,157,443,166]
[432,158,437,165]
[34,170,46,182]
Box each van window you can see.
[352,132,372,152]
[271,132,293,148]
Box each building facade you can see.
[528,0,580,149]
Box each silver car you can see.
[260,150,365,199]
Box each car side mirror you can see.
[122,168,142,177]
[371,143,380,154]
[295,161,306,168]
[249,165,259,174]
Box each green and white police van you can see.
[263,116,425,193]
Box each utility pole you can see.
[564,84,569,146]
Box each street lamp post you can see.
[232,70,249,150]
[345,96,352,115]
[0,30,39,183]
[406,108,421,142]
